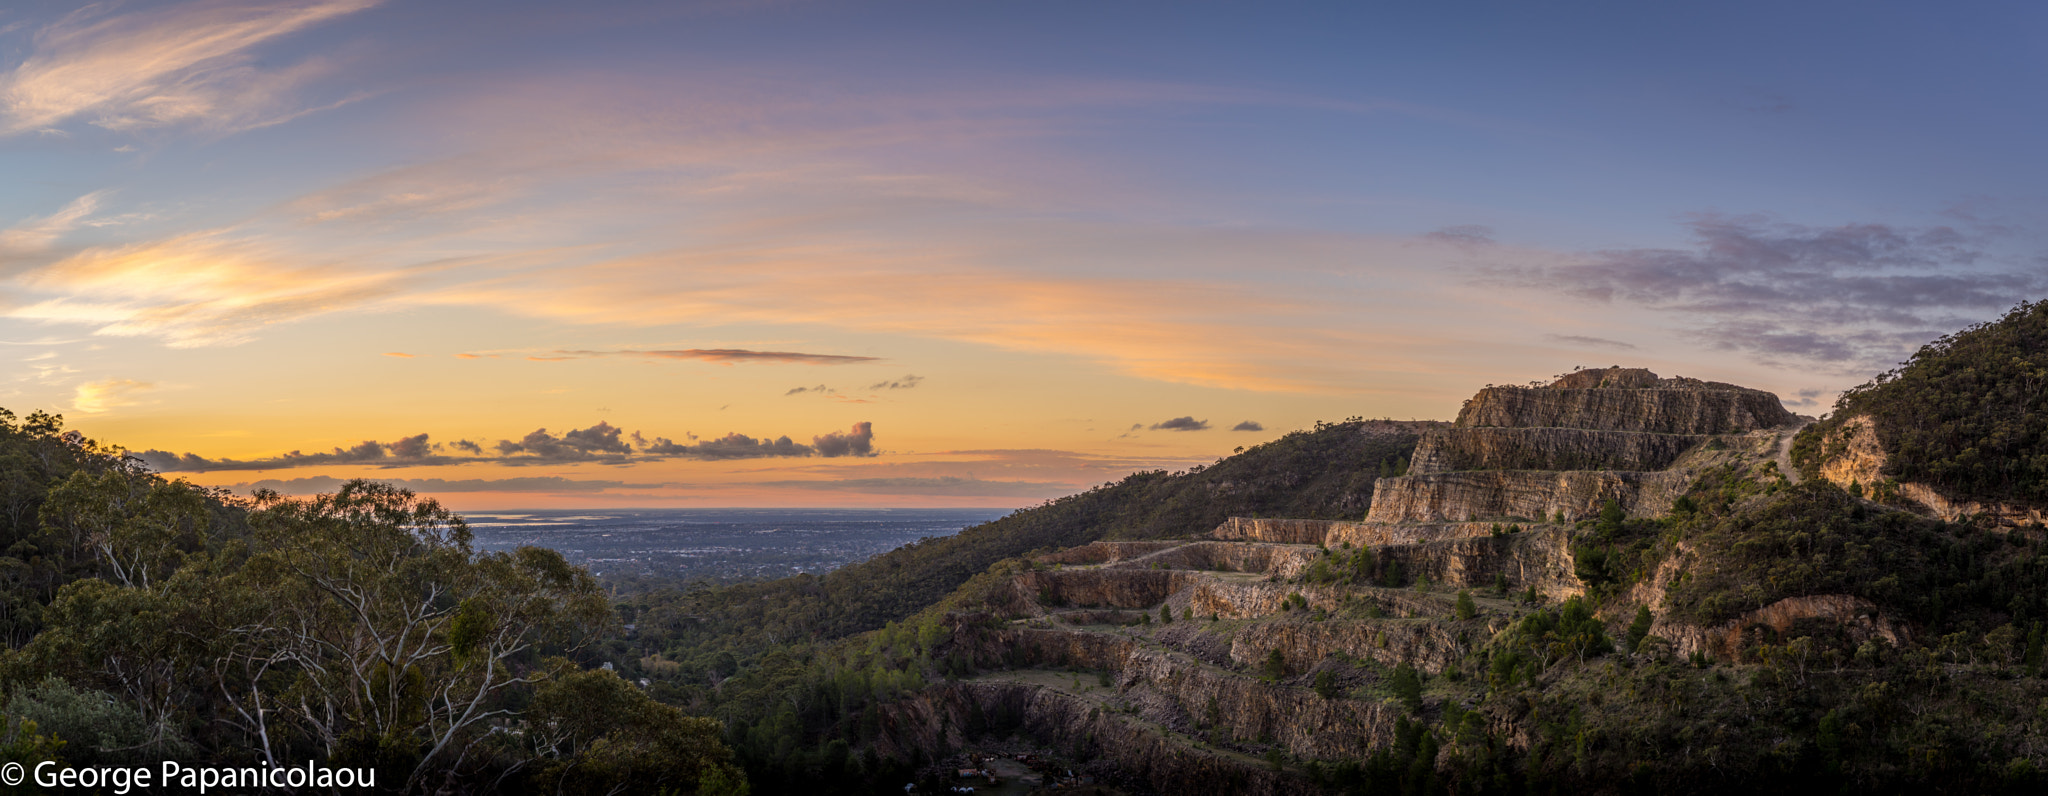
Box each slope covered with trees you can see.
[1795,299,2048,506]
[616,418,1427,658]
[0,411,747,794]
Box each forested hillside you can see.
[613,418,1427,661]
[0,410,747,795]
[1794,299,2048,505]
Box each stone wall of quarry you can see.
[1210,517,1347,545]
[1409,427,1711,474]
[1372,529,1586,601]
[952,627,1408,765]
[1226,617,1492,675]
[1456,386,1795,435]
[1365,469,1691,523]
[1211,517,1498,548]
[1100,542,1323,580]
[1016,569,1203,610]
[881,681,1312,796]
[1036,541,1188,566]
[1815,415,2048,529]
[1652,594,1912,661]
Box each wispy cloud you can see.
[547,348,881,365]
[71,377,154,413]
[5,230,402,346]
[1485,214,2047,371]
[868,374,923,390]
[1545,334,1637,350]
[752,476,1071,498]
[0,191,107,251]
[0,0,381,134]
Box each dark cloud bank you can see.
[137,421,879,473]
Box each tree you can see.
[209,481,612,789]
[1388,662,1422,713]
[1625,605,1654,653]
[525,667,749,794]
[1455,590,1476,621]
[1263,649,1286,681]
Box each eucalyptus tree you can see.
[205,480,612,789]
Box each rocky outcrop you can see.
[1814,415,2048,528]
[1369,368,1793,522]
[1210,517,1498,548]
[1102,542,1323,580]
[1815,416,1886,487]
[1457,386,1793,434]
[1037,541,1188,566]
[1209,518,1347,545]
[1365,470,1691,523]
[1017,569,1202,610]
[1409,427,1711,474]
[1372,529,1585,601]
[882,681,1309,796]
[955,628,1408,764]
[1227,616,1493,676]
[1652,594,1910,661]
[1456,367,1794,435]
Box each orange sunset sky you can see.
[3,1,2042,509]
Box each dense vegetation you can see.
[1794,299,2048,506]
[0,410,746,794]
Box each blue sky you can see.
[0,0,2040,507]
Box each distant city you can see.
[460,508,1012,582]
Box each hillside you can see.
[615,418,1430,656]
[640,365,2048,795]
[1794,299,2048,524]
[0,411,747,795]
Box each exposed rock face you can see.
[1101,542,1323,580]
[1816,416,1887,487]
[1815,415,2048,528]
[882,681,1309,796]
[1409,427,1710,474]
[1037,541,1188,566]
[1210,517,1498,548]
[1017,569,1202,610]
[1227,616,1493,676]
[1366,470,1691,523]
[1372,528,1585,601]
[1209,517,1344,545]
[1366,368,1795,522]
[958,628,1406,763]
[1652,594,1911,661]
[1456,368,1795,435]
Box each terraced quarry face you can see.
[911,368,1814,795]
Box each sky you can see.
[2,0,2044,510]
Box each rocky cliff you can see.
[1366,367,1798,522]
[1365,470,1692,523]
[1408,427,1711,474]
[1809,414,2048,528]
[1455,368,1796,434]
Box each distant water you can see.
[458,508,1012,582]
